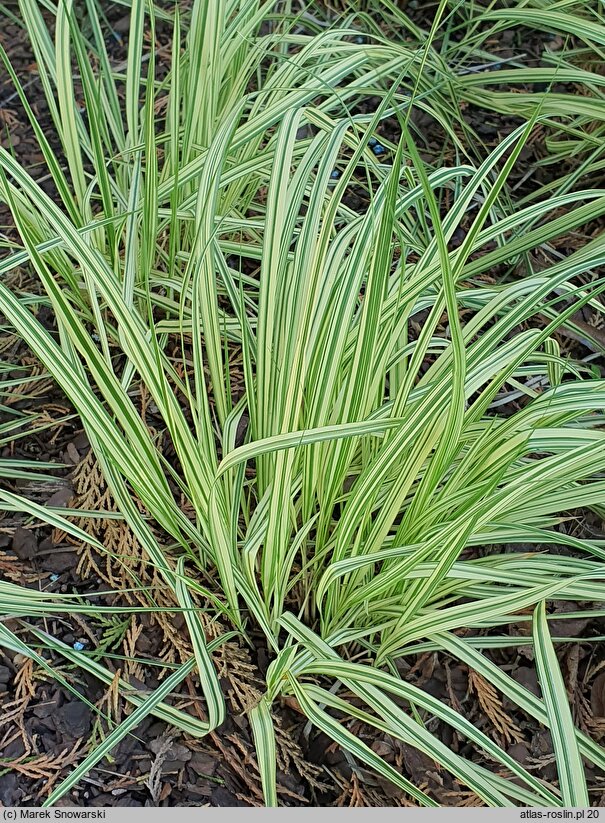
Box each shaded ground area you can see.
[1,0,605,808]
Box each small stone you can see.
[507,743,530,765]
[212,787,247,807]
[0,773,20,806]
[65,442,80,465]
[371,740,392,758]
[149,738,191,763]
[188,752,217,776]
[549,615,590,637]
[56,701,92,738]
[11,526,36,560]
[113,14,131,33]
[71,432,90,452]
[548,601,589,637]
[42,551,75,575]
[115,797,141,807]
[3,738,25,759]
[88,794,115,807]
[0,666,10,684]
[33,698,59,718]
[591,671,605,717]
[448,665,468,698]
[45,486,74,508]
[162,759,188,773]
[512,666,540,697]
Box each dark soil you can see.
[1,0,605,809]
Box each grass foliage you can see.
[1,0,605,807]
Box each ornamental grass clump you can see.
[1,0,605,806]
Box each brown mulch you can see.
[1,0,605,808]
